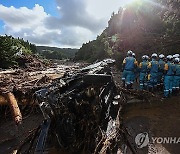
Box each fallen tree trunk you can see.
[3,92,22,125]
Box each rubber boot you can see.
[122,80,125,88]
[174,89,178,96]
[127,84,132,89]
[153,86,157,92]
[148,87,153,92]
[172,89,176,96]
[129,83,133,89]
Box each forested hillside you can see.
[0,35,78,69]
[0,35,37,68]
[75,0,180,63]
[37,46,78,60]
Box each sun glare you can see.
[122,0,142,6]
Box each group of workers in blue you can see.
[122,50,180,98]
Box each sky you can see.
[0,0,135,48]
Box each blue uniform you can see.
[173,63,180,91]
[132,67,138,83]
[164,62,175,97]
[147,59,159,89]
[122,57,138,88]
[139,60,148,90]
[158,59,165,86]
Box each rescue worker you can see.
[132,53,138,83]
[164,55,175,98]
[158,54,165,89]
[147,53,159,91]
[172,57,180,95]
[122,50,138,89]
[139,55,148,90]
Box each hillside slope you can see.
[37,46,78,59]
[0,35,37,68]
[75,0,180,63]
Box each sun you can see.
[122,0,143,6]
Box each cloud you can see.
[0,3,100,48]
[53,0,106,32]
[0,1,125,48]
[0,4,48,32]
[86,0,125,20]
[0,4,63,46]
[58,27,95,46]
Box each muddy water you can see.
[123,96,180,154]
[0,113,43,154]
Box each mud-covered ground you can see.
[0,111,43,153]
[123,97,180,154]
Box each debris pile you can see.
[0,64,81,95]
[13,59,121,153]
[14,59,161,153]
[0,62,82,126]
[0,59,162,153]
[16,54,49,70]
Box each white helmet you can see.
[142,55,146,59]
[173,54,179,58]
[132,53,135,57]
[127,50,133,55]
[174,57,179,63]
[146,55,149,60]
[175,54,180,58]
[173,55,177,58]
[159,54,165,59]
[167,55,173,60]
[151,53,158,58]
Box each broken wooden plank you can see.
[0,69,17,74]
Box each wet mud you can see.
[123,96,180,154]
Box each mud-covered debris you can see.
[1,59,163,153]
[16,59,155,153]
[0,63,81,101]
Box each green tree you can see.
[0,35,38,68]
[0,36,17,68]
